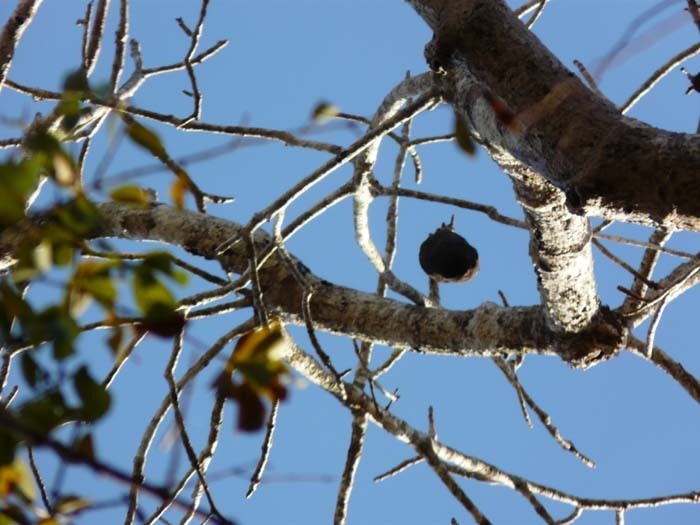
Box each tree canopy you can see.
[0,1,700,524]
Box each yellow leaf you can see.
[124,118,167,159]
[109,185,151,207]
[55,495,91,515]
[230,318,287,368]
[311,102,340,122]
[169,174,189,210]
[0,459,35,501]
[454,112,476,156]
[52,150,79,188]
[32,240,53,274]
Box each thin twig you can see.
[246,400,279,499]
[102,331,146,389]
[593,239,658,289]
[109,0,130,92]
[334,414,368,525]
[525,0,550,28]
[84,0,110,73]
[645,296,670,358]
[373,456,423,483]
[82,245,228,286]
[0,411,234,524]
[125,322,252,525]
[493,357,595,468]
[493,358,532,427]
[620,43,700,113]
[244,233,268,326]
[147,393,226,525]
[513,0,542,17]
[686,0,700,36]
[418,439,492,525]
[0,0,44,95]
[385,187,526,229]
[372,348,406,379]
[573,59,603,97]
[627,335,700,405]
[514,479,556,525]
[164,328,226,523]
[622,229,672,314]
[178,0,210,124]
[28,445,52,514]
[217,90,440,256]
[594,232,692,260]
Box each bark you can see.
[406,0,700,231]
[40,202,624,368]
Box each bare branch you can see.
[620,43,700,114]
[334,414,368,525]
[109,0,130,92]
[246,400,279,499]
[0,0,44,95]
[84,0,110,73]
[525,0,550,29]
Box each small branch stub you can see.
[681,67,700,95]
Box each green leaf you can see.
[0,427,17,466]
[60,68,90,132]
[141,252,187,284]
[25,128,62,159]
[74,367,110,422]
[0,159,41,228]
[25,306,79,360]
[20,354,49,390]
[62,67,89,93]
[0,505,30,525]
[58,92,83,133]
[49,194,100,238]
[71,434,95,461]
[24,128,80,188]
[141,251,173,274]
[138,309,186,339]
[123,117,167,160]
[17,390,69,434]
[0,281,33,325]
[132,268,176,315]
[46,307,79,359]
[69,261,118,314]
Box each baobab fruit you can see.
[419,217,479,283]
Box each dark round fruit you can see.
[419,223,479,283]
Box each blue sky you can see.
[1,1,700,524]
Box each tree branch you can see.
[0,0,44,95]
[0,201,625,367]
[406,0,700,231]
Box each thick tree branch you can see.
[406,0,700,231]
[0,202,623,367]
[498,155,598,333]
